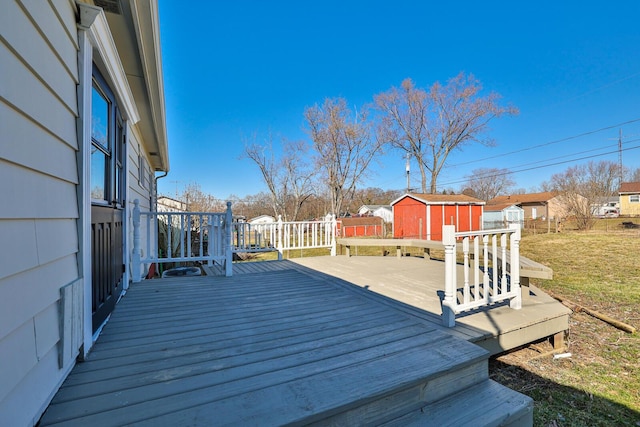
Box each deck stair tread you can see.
[383,379,533,427]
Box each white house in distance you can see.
[357,204,393,223]
[483,203,525,229]
[157,195,188,212]
[0,1,168,425]
[248,214,277,225]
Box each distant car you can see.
[603,209,619,218]
[593,203,620,218]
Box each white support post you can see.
[330,214,337,256]
[207,219,213,267]
[277,215,283,260]
[441,225,457,327]
[225,202,233,277]
[509,223,522,309]
[132,199,142,283]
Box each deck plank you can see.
[41,268,488,426]
[40,256,555,425]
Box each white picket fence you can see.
[233,215,338,258]
[441,224,522,327]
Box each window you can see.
[91,66,125,206]
[630,195,640,203]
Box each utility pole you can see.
[405,153,410,193]
[618,129,623,186]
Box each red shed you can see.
[391,193,485,241]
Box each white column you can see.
[509,223,522,309]
[76,2,101,358]
[131,199,142,282]
[225,202,233,277]
[441,225,457,327]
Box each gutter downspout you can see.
[154,171,168,212]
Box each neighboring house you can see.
[157,195,188,212]
[483,203,525,229]
[357,204,393,223]
[248,214,276,236]
[391,193,485,240]
[0,2,168,425]
[619,182,640,216]
[488,192,573,221]
[248,214,276,225]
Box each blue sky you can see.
[157,1,640,200]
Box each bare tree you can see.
[180,183,224,212]
[304,98,384,216]
[628,167,640,182]
[374,73,518,193]
[354,187,403,206]
[462,167,515,201]
[244,134,314,221]
[548,160,620,230]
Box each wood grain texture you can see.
[40,269,489,425]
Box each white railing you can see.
[441,224,521,327]
[234,215,338,258]
[131,200,233,281]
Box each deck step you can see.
[117,333,490,426]
[382,379,533,427]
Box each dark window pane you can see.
[92,86,109,147]
[91,146,107,201]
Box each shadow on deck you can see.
[39,257,554,425]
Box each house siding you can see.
[620,195,640,216]
[0,1,81,425]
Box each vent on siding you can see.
[94,0,122,15]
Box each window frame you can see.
[91,65,125,208]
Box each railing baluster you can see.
[186,214,192,258]
[491,234,498,300]
[500,232,508,297]
[463,236,470,305]
[473,236,480,302]
[483,235,489,304]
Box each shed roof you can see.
[488,191,558,206]
[359,204,391,212]
[484,203,523,212]
[619,182,640,194]
[391,193,485,206]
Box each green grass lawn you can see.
[498,224,640,426]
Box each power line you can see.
[448,117,640,168]
[437,140,640,188]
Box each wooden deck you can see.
[39,257,543,426]
[287,256,570,355]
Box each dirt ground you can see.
[489,307,640,426]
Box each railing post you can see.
[330,214,337,256]
[276,215,283,260]
[441,225,457,327]
[509,223,522,309]
[206,215,213,267]
[132,199,142,283]
[225,201,233,277]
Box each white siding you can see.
[127,128,156,273]
[0,0,80,425]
